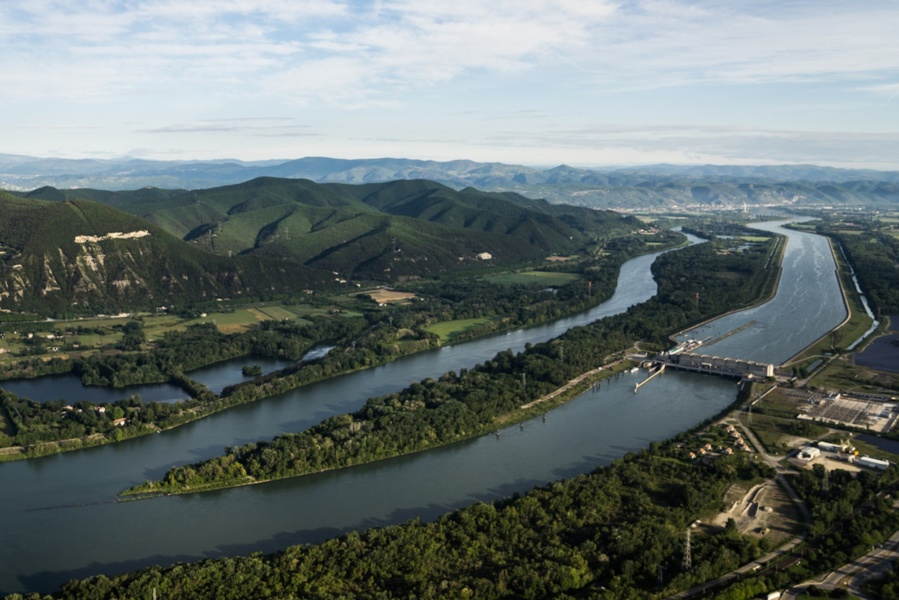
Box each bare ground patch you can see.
[711,480,801,546]
[361,289,417,304]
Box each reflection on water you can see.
[0,348,332,403]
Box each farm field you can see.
[425,317,498,342]
[810,356,899,396]
[483,270,580,286]
[0,302,337,359]
[356,289,418,304]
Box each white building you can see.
[798,447,820,461]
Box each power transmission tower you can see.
[682,529,692,571]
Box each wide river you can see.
[0,222,846,594]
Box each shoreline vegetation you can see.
[0,230,688,463]
[123,231,783,498]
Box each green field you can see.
[0,302,335,357]
[425,317,496,342]
[251,305,297,321]
[745,413,794,454]
[484,271,580,286]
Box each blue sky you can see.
[2,0,898,169]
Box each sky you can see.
[2,0,898,169]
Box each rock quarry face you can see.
[0,233,153,310]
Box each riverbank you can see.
[782,233,875,373]
[669,228,786,347]
[1,241,663,464]
[121,238,783,499]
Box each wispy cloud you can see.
[2,1,897,103]
[140,117,312,135]
[1,1,898,166]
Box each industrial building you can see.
[798,447,820,461]
[667,352,775,379]
[856,456,890,470]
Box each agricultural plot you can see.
[544,255,574,262]
[484,271,581,286]
[178,305,318,334]
[745,413,796,454]
[425,317,496,342]
[254,306,300,321]
[812,356,899,396]
[360,289,417,304]
[66,333,118,349]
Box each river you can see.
[0,223,847,594]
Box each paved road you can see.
[783,529,899,600]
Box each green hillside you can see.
[23,178,638,280]
[0,196,328,315]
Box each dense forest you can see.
[127,234,780,496]
[867,559,899,599]
[16,178,641,285]
[819,221,899,315]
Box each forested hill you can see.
[0,194,329,316]
[20,178,639,281]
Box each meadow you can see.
[483,270,580,286]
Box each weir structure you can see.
[634,352,774,393]
[663,352,775,379]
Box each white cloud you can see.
[1,1,898,167]
[140,117,308,134]
[3,1,897,104]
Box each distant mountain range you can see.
[1,178,636,315]
[3,154,899,209]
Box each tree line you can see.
[819,220,899,315]
[126,236,780,496]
